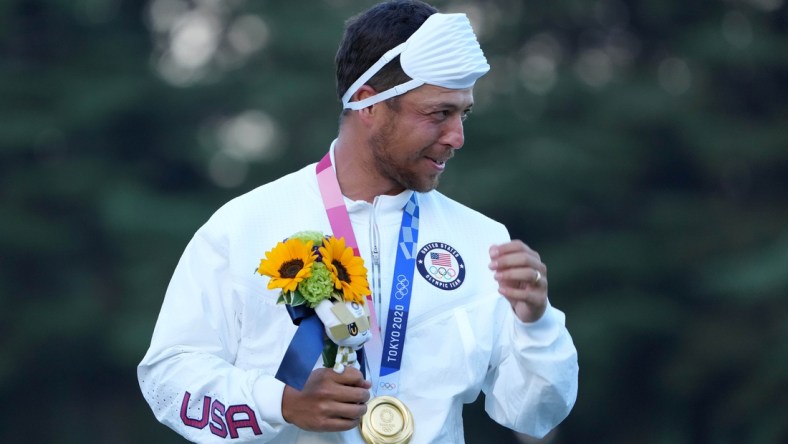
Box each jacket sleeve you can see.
[137,227,287,443]
[482,299,579,438]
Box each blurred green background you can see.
[1,0,786,443]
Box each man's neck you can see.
[333,136,404,203]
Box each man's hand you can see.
[281,367,371,432]
[489,240,548,323]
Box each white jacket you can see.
[138,157,578,443]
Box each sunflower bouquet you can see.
[257,230,372,371]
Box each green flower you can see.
[298,262,335,307]
[290,231,325,245]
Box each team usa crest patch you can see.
[416,242,465,290]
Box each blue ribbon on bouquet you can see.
[275,304,365,391]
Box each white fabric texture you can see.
[342,13,490,110]
[138,144,578,443]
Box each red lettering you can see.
[226,405,263,438]
[180,392,210,429]
[210,400,228,438]
[179,392,262,439]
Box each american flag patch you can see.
[417,243,465,290]
[430,252,452,266]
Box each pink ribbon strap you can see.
[316,153,383,374]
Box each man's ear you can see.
[351,85,382,125]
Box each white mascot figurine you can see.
[314,299,372,373]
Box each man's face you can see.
[368,84,474,193]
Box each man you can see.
[138,1,578,442]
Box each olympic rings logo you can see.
[416,244,466,291]
[379,382,397,390]
[429,266,457,281]
[393,275,409,300]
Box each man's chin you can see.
[406,176,440,193]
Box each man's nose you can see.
[440,114,465,149]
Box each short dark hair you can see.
[335,0,438,107]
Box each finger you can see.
[488,250,528,270]
[495,267,547,285]
[489,240,539,259]
[333,366,372,389]
[331,385,371,405]
[497,270,548,295]
[328,398,369,420]
[498,283,548,305]
[490,257,547,281]
[490,250,545,271]
[490,252,545,274]
[313,415,363,432]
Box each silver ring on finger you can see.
[534,270,542,285]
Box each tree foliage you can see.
[1,0,786,443]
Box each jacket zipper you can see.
[370,196,382,330]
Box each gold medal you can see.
[359,396,414,444]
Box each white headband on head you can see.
[341,13,490,110]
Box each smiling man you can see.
[138,1,578,443]
[337,84,472,200]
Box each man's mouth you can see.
[425,151,453,169]
[426,156,446,165]
[425,156,447,170]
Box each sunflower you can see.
[319,236,370,305]
[258,238,317,293]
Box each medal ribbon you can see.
[316,152,418,397]
[316,154,381,379]
[377,195,418,396]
